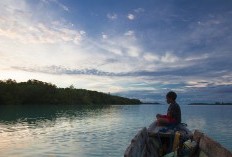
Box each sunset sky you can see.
[0,0,232,103]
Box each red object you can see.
[160,115,177,123]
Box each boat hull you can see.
[124,122,232,157]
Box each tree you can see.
[0,79,141,105]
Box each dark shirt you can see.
[167,102,181,124]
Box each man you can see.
[156,91,181,126]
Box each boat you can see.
[124,121,232,157]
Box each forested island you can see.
[0,79,141,105]
[141,102,161,105]
[188,102,232,105]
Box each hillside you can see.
[0,79,141,105]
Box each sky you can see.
[0,0,232,103]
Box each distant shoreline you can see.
[188,102,232,106]
[141,102,161,105]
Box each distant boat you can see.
[124,121,232,157]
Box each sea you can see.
[0,104,231,156]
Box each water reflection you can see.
[182,105,232,151]
[0,105,127,157]
[0,104,231,156]
[0,105,111,121]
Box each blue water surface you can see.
[0,104,231,156]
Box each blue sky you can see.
[0,0,232,103]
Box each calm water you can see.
[0,104,231,156]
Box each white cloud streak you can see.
[134,8,145,13]
[107,13,117,20]
[41,0,69,12]
[127,14,135,20]
[0,1,83,45]
[124,30,135,36]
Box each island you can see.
[0,79,141,105]
[141,102,161,105]
[188,102,232,105]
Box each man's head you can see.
[166,91,177,104]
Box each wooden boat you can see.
[124,121,232,157]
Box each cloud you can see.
[124,30,134,36]
[0,21,84,44]
[134,8,145,13]
[11,65,134,76]
[80,30,86,35]
[88,32,142,60]
[12,65,119,76]
[161,52,179,63]
[41,0,69,12]
[102,33,108,39]
[143,53,159,62]
[11,58,231,80]
[0,1,84,45]
[127,14,135,20]
[107,13,117,20]
[1,0,232,102]
[56,2,69,12]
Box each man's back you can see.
[167,103,181,124]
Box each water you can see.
[0,104,231,156]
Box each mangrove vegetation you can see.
[0,79,141,105]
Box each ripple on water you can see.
[0,105,232,156]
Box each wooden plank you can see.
[124,126,161,157]
[193,130,232,157]
[199,134,232,157]
[147,121,157,132]
[193,130,204,143]
[124,127,148,157]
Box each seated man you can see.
[156,91,181,126]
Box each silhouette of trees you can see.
[0,79,141,105]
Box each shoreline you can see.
[188,103,232,106]
[141,102,161,105]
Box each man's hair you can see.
[166,91,177,100]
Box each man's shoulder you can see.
[170,103,180,109]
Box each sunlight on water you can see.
[0,105,231,156]
[186,117,206,131]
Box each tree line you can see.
[0,79,141,105]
